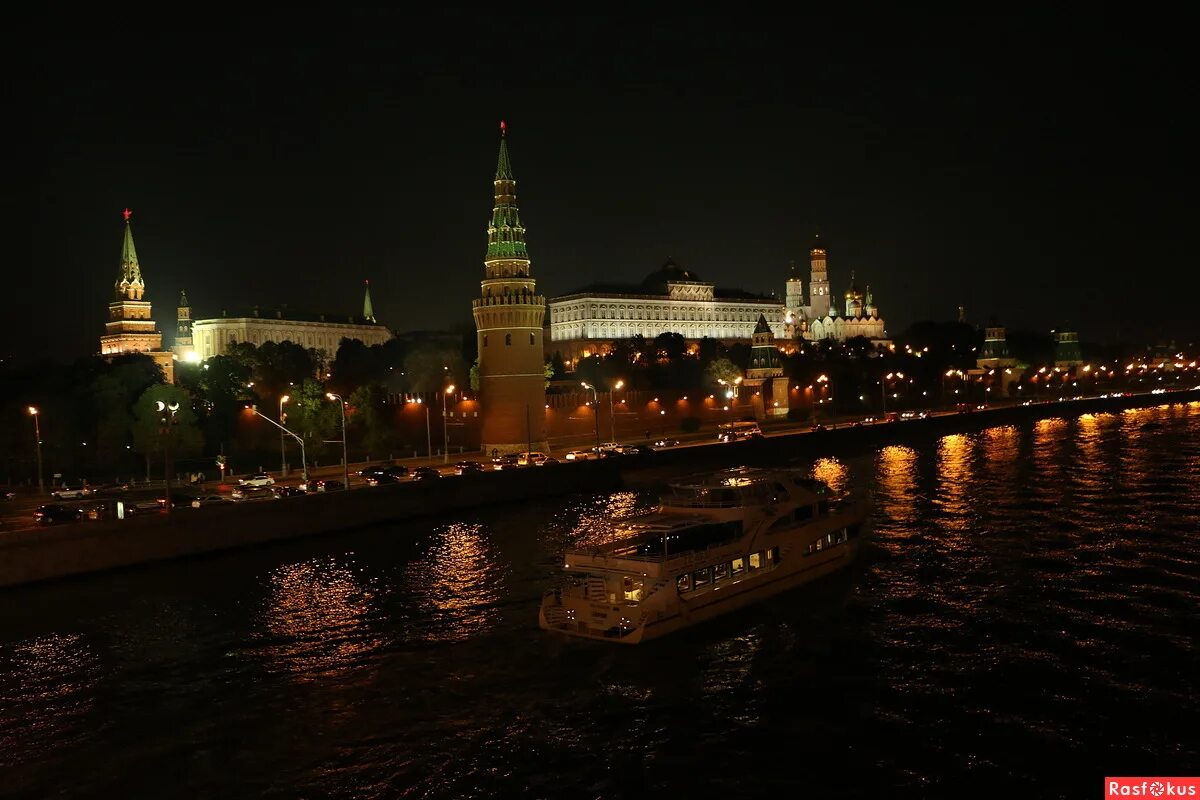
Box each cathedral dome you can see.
[640,258,703,293]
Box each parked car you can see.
[564,450,601,461]
[410,466,441,481]
[454,461,486,475]
[309,479,345,493]
[492,453,523,470]
[652,438,680,449]
[516,451,549,466]
[34,503,82,526]
[191,494,232,508]
[271,486,306,499]
[231,485,273,501]
[617,444,652,455]
[366,466,409,486]
[51,485,94,500]
[358,464,395,481]
[539,457,561,466]
[238,473,275,487]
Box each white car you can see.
[238,473,275,487]
[51,486,93,500]
[517,451,550,466]
[564,450,600,461]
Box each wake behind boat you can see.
[539,467,868,644]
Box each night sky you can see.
[25,11,1197,363]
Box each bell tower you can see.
[471,122,548,455]
[808,235,831,319]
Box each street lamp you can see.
[247,405,307,482]
[326,393,349,489]
[407,397,433,464]
[442,385,455,464]
[28,406,43,494]
[581,382,600,447]
[609,380,624,442]
[279,395,290,476]
[882,371,904,413]
[155,399,180,515]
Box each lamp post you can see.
[609,380,623,442]
[247,405,307,482]
[326,393,349,489]
[815,374,828,424]
[442,385,455,464]
[882,371,904,414]
[279,395,290,476]
[581,382,600,447]
[28,406,43,494]
[408,397,432,463]
[155,400,179,515]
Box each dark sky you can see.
[24,11,1197,362]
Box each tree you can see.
[544,359,555,388]
[286,378,338,459]
[130,384,204,479]
[348,383,394,458]
[654,332,687,362]
[705,357,743,389]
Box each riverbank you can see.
[2,388,1197,589]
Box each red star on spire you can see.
[500,120,506,137]
[122,208,132,222]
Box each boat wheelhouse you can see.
[540,467,867,643]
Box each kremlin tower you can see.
[471,122,549,456]
[99,209,174,382]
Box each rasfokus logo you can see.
[1106,778,1199,797]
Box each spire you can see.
[789,259,799,277]
[754,313,772,334]
[121,209,141,282]
[178,289,189,307]
[495,120,513,180]
[363,279,376,323]
[486,122,528,264]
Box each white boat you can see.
[539,467,868,644]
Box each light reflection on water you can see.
[1,401,1198,798]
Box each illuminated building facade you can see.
[173,290,196,363]
[189,285,389,363]
[548,237,888,359]
[99,210,175,382]
[471,122,549,455]
[1053,329,1083,367]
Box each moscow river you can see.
[2,402,1198,799]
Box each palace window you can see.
[529,333,535,345]
[505,333,512,346]
[483,335,488,347]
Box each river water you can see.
[2,402,1198,799]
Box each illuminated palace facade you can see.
[184,281,390,363]
[547,237,887,360]
[99,210,175,382]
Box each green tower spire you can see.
[179,289,189,307]
[121,208,141,282]
[115,208,144,299]
[363,279,376,323]
[486,120,528,263]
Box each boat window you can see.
[767,546,779,563]
[677,574,692,593]
[713,562,730,582]
[749,552,762,569]
[623,576,644,602]
[731,557,745,575]
[767,515,792,533]
[693,567,711,587]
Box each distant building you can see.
[744,314,789,418]
[99,210,174,382]
[173,290,195,363]
[976,322,1017,370]
[188,283,390,362]
[546,236,888,361]
[471,122,548,455]
[1053,329,1083,367]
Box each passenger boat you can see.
[539,467,868,644]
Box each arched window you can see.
[483,334,489,347]
[529,332,535,345]
[505,333,512,346]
